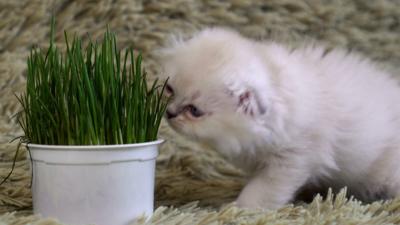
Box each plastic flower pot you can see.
[27,140,163,225]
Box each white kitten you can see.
[158,27,400,209]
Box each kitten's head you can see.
[158,28,273,152]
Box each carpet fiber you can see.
[1,0,400,224]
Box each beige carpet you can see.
[1,0,400,224]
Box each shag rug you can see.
[1,0,400,224]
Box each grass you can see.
[16,19,169,145]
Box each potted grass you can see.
[13,20,169,225]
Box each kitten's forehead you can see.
[161,28,250,79]
[164,55,229,94]
[171,74,220,97]
[166,67,228,107]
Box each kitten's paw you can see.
[235,199,258,209]
[235,195,283,210]
[235,197,270,210]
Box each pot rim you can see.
[25,139,164,150]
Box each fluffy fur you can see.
[157,27,400,209]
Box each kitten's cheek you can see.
[164,93,173,99]
[184,113,200,122]
[166,116,185,131]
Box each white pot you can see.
[27,140,163,225]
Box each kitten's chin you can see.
[166,120,202,141]
[166,119,181,131]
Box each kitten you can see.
[157,27,400,209]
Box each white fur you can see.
[158,27,400,209]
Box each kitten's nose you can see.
[166,110,178,119]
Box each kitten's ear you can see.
[152,32,187,61]
[230,89,266,116]
[152,47,175,63]
[152,46,179,82]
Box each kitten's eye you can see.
[186,104,204,118]
[166,84,174,95]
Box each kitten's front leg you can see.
[236,157,310,209]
